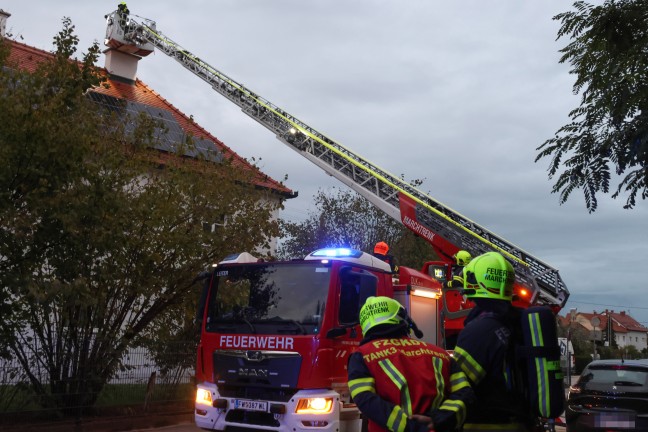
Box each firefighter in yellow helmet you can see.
[453,252,532,431]
[446,250,472,290]
[117,2,130,28]
[347,296,473,432]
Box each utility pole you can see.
[567,308,577,387]
[607,311,612,348]
[591,315,601,361]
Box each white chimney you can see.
[0,9,10,38]
[104,49,141,82]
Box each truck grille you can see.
[218,385,297,402]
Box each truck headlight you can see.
[295,397,334,414]
[196,388,213,406]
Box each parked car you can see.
[566,358,648,431]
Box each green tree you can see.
[0,19,279,414]
[278,187,437,269]
[536,0,648,212]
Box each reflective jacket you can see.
[445,265,464,289]
[348,333,472,432]
[453,302,533,432]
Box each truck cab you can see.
[193,248,441,432]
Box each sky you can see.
[3,1,648,326]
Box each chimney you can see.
[620,311,626,316]
[104,49,141,83]
[0,9,10,38]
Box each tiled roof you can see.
[609,311,648,333]
[5,39,295,198]
[567,311,647,334]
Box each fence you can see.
[0,344,196,427]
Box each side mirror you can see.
[194,271,212,328]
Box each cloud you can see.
[6,0,647,325]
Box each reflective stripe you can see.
[439,398,467,426]
[453,346,485,384]
[528,312,550,416]
[431,357,445,409]
[379,359,412,416]
[348,377,375,399]
[450,371,470,392]
[386,405,407,432]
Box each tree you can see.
[278,187,437,269]
[0,19,279,414]
[535,0,648,212]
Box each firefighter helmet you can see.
[454,250,472,266]
[463,252,515,301]
[374,241,389,255]
[359,296,405,337]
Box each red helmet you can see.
[374,241,389,255]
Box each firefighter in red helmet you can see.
[373,241,397,272]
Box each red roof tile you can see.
[5,39,295,197]
[609,311,648,333]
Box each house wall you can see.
[616,331,648,350]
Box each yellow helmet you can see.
[454,250,472,266]
[463,252,514,301]
[359,296,405,337]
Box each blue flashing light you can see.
[311,248,363,259]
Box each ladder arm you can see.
[105,11,569,308]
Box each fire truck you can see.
[104,9,570,431]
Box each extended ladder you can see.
[104,11,569,308]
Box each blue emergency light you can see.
[309,248,363,258]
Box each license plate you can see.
[233,399,268,412]
[595,412,635,429]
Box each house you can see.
[0,8,296,253]
[561,309,648,351]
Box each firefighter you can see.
[443,250,472,350]
[118,1,129,14]
[446,250,472,289]
[453,252,533,432]
[117,2,130,29]
[373,241,397,272]
[348,296,473,432]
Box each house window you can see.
[202,215,228,233]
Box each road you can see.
[129,377,579,432]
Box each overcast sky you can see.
[4,1,647,326]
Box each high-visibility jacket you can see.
[453,302,533,432]
[445,265,464,289]
[348,335,472,432]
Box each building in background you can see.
[1,8,296,253]
[563,310,648,351]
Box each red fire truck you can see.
[104,9,570,431]
[192,248,442,430]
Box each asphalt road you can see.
[128,377,579,432]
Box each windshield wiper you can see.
[613,380,643,386]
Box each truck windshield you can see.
[205,262,330,335]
